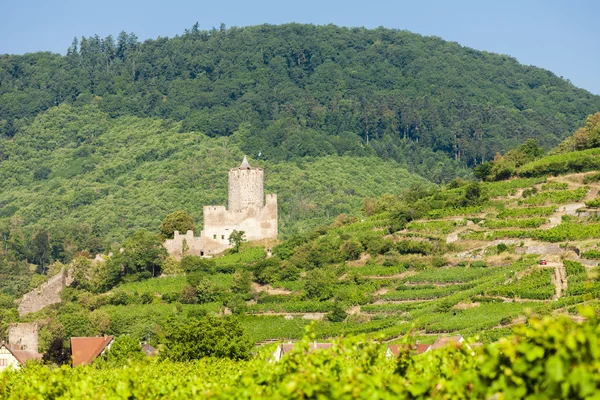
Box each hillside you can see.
[1,24,600,181]
[0,104,432,263]
[8,166,599,351]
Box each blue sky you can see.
[2,0,599,94]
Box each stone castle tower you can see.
[228,156,264,212]
[164,157,278,257]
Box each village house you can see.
[0,342,42,372]
[71,336,114,367]
[386,342,431,358]
[272,342,333,362]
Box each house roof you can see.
[387,343,431,357]
[430,335,465,350]
[278,342,333,356]
[141,343,158,357]
[71,336,114,367]
[0,342,42,365]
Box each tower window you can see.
[221,235,225,240]
[213,234,216,239]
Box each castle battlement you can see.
[164,156,278,258]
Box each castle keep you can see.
[164,157,278,257]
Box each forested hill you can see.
[1,23,600,180]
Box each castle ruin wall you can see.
[18,269,71,317]
[8,323,39,352]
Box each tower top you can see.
[239,156,251,169]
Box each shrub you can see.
[161,316,253,361]
[327,302,348,322]
[102,335,145,366]
[181,255,214,274]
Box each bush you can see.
[327,302,348,322]
[304,269,335,300]
[339,239,363,261]
[161,316,253,361]
[181,285,198,304]
[181,255,215,274]
[102,335,145,366]
[470,261,487,268]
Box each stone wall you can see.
[515,244,563,255]
[8,323,38,352]
[18,268,72,317]
[228,167,264,212]
[164,194,278,258]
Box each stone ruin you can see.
[164,156,278,257]
[17,268,73,317]
[8,323,39,352]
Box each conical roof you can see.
[239,156,252,169]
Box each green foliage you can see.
[520,187,587,205]
[482,217,547,229]
[585,197,600,208]
[101,335,145,366]
[3,312,600,399]
[161,315,253,361]
[326,302,348,323]
[518,148,600,177]
[583,171,600,184]
[487,268,555,299]
[180,255,215,274]
[581,249,600,259]
[159,210,195,240]
[228,230,245,254]
[231,270,253,296]
[110,230,167,280]
[303,269,335,300]
[553,112,600,153]
[496,206,555,218]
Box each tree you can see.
[231,270,253,295]
[228,230,246,253]
[161,316,253,361]
[159,210,195,240]
[117,230,168,278]
[304,269,335,300]
[70,256,93,290]
[32,229,51,274]
[327,301,348,322]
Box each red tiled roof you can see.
[430,335,464,350]
[387,343,431,357]
[0,342,42,366]
[141,343,158,357]
[71,336,114,367]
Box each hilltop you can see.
[2,23,600,180]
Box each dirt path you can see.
[252,283,293,295]
[373,298,436,304]
[363,271,417,280]
[555,261,568,299]
[483,296,551,303]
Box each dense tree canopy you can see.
[1,23,599,172]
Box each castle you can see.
[164,156,278,257]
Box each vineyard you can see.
[2,166,600,398]
[2,311,600,399]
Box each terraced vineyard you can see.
[14,171,599,350]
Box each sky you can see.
[1,0,599,95]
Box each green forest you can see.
[2,23,599,175]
